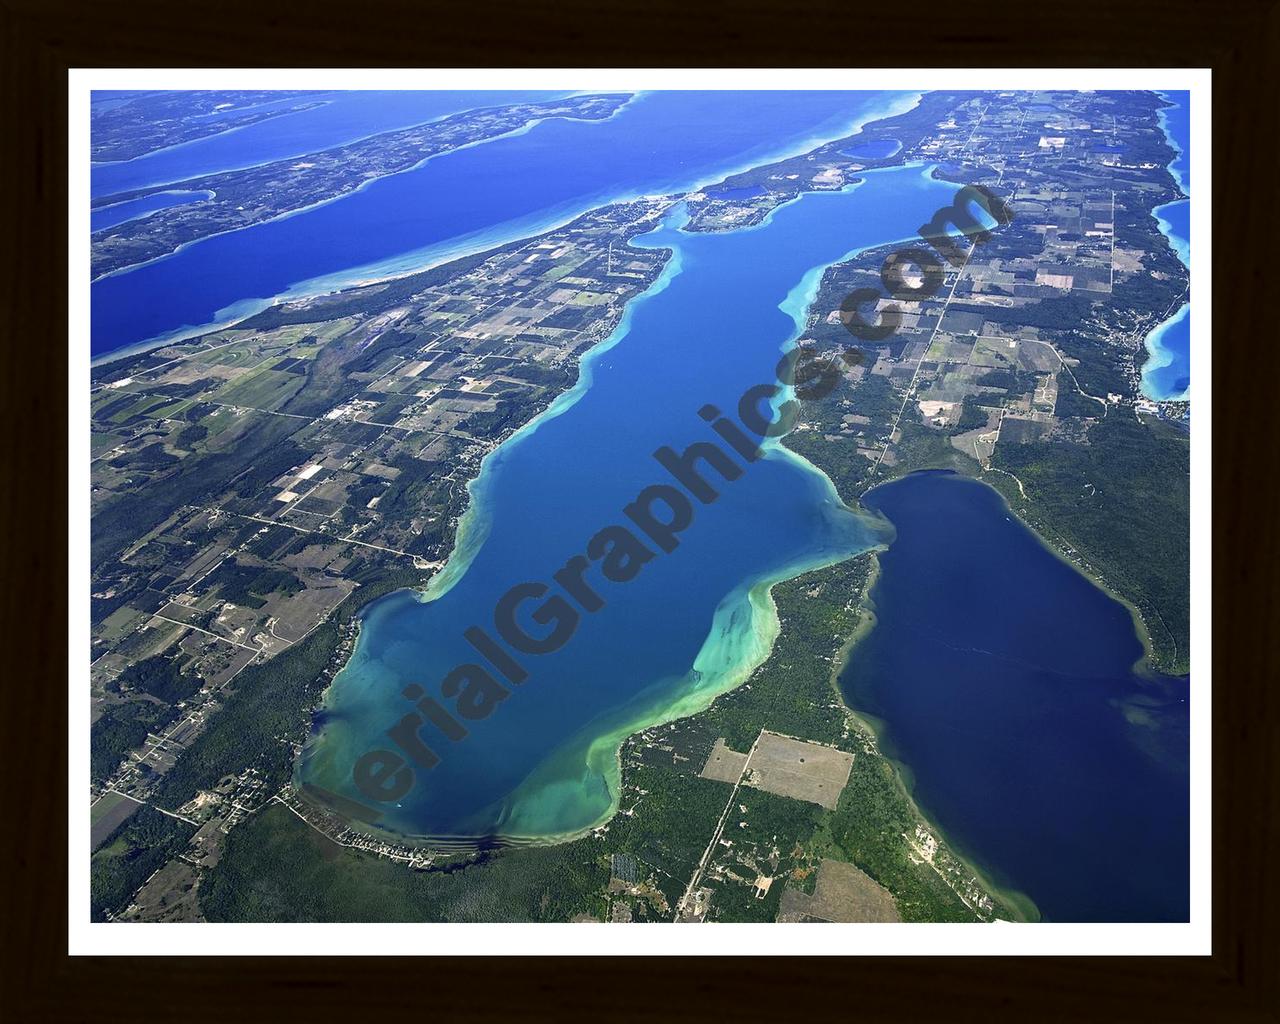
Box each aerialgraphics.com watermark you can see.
[312,182,1015,823]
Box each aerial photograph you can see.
[84,81,1195,931]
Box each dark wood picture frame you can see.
[3,0,1276,1018]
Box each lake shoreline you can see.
[1140,91,1191,402]
[824,551,1041,923]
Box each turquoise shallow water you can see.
[1142,91,1191,401]
[299,163,969,841]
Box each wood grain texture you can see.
[1,0,1276,1018]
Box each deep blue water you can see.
[91,189,214,232]
[299,163,966,841]
[91,91,558,197]
[840,471,1189,922]
[1143,91,1191,401]
[91,90,914,359]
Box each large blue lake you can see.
[91,90,560,197]
[299,163,971,841]
[840,471,1189,922]
[1142,91,1191,401]
[91,90,915,359]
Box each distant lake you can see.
[91,189,213,232]
[90,90,918,359]
[839,471,1189,922]
[706,186,766,201]
[841,137,901,160]
[91,90,560,197]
